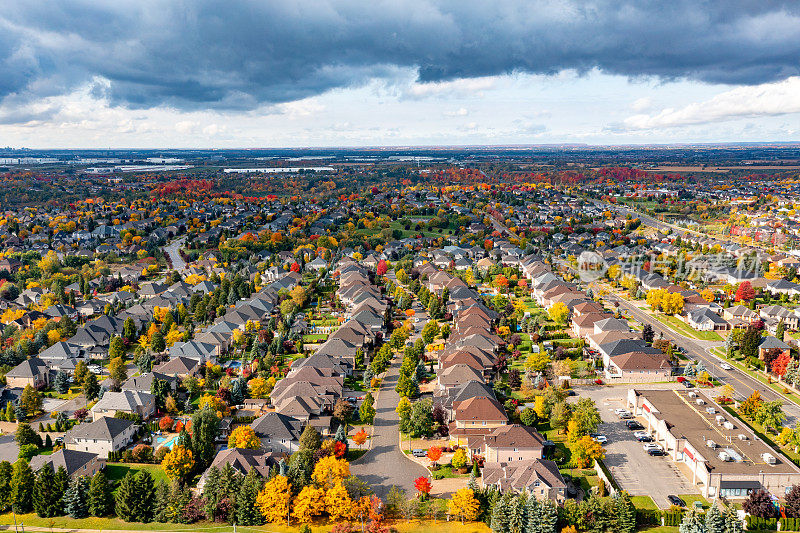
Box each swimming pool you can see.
[155,435,177,449]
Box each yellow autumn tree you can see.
[256,475,292,523]
[249,377,269,399]
[161,444,194,479]
[448,487,479,523]
[324,482,354,522]
[228,425,260,449]
[312,456,350,490]
[292,485,325,523]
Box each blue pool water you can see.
[155,435,177,449]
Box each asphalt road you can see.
[349,356,430,499]
[608,293,800,425]
[162,237,187,270]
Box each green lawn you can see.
[653,314,723,341]
[678,494,710,510]
[105,462,169,484]
[302,333,328,343]
[631,495,659,510]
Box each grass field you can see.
[678,494,710,510]
[653,314,723,342]
[302,333,328,343]
[631,495,659,510]
[105,462,169,484]
[0,514,491,533]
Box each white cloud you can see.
[276,98,325,119]
[444,107,469,117]
[631,97,651,112]
[623,76,800,130]
[405,77,496,99]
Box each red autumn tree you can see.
[376,260,388,276]
[290,262,301,272]
[735,281,755,301]
[334,440,347,458]
[414,476,432,499]
[159,415,174,432]
[771,351,792,377]
[427,446,442,465]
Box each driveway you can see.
[350,358,430,498]
[576,386,697,508]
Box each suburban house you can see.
[65,417,138,457]
[481,424,545,462]
[481,459,567,502]
[250,412,303,454]
[5,357,50,388]
[449,395,509,447]
[90,390,155,421]
[686,308,731,332]
[30,449,103,478]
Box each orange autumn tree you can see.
[352,429,368,449]
[427,446,442,466]
[256,475,292,523]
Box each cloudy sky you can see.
[1,1,799,148]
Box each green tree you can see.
[359,392,376,424]
[84,372,100,401]
[20,385,42,418]
[490,494,512,533]
[615,491,636,533]
[123,317,137,341]
[299,425,321,451]
[409,398,434,438]
[572,397,601,436]
[88,471,113,517]
[150,331,166,353]
[114,472,137,522]
[54,371,70,394]
[549,401,572,434]
[705,504,725,533]
[33,464,62,517]
[235,468,264,526]
[64,476,90,519]
[191,405,221,469]
[108,356,127,387]
[11,458,34,513]
[109,335,125,359]
[0,461,11,512]
[16,422,41,447]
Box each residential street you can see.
[607,292,800,425]
[162,237,187,270]
[350,355,430,499]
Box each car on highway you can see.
[634,431,653,442]
[667,495,685,507]
[625,420,644,430]
[591,434,608,444]
[720,363,732,370]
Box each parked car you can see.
[634,431,652,442]
[668,495,685,507]
[625,420,644,430]
[647,447,666,456]
[412,449,427,458]
[591,434,608,444]
[617,410,633,419]
[683,380,694,388]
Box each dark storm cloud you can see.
[1,0,799,111]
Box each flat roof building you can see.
[627,388,800,499]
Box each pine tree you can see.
[524,496,541,533]
[705,505,725,533]
[88,471,113,517]
[54,371,70,394]
[236,468,265,526]
[132,470,156,522]
[115,472,138,522]
[509,494,528,533]
[679,511,706,533]
[0,461,11,513]
[724,507,743,533]
[218,462,243,503]
[84,372,100,401]
[490,494,512,533]
[299,425,321,451]
[615,491,637,533]
[202,466,221,521]
[153,480,171,523]
[54,465,70,510]
[64,476,90,519]
[33,464,62,517]
[539,499,558,533]
[11,458,34,513]
[191,405,220,469]
[334,423,348,452]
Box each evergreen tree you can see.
[191,405,220,469]
[490,494,512,533]
[679,511,707,533]
[299,425,321,451]
[11,458,34,513]
[615,491,637,533]
[114,472,138,522]
[33,464,62,517]
[54,371,70,394]
[0,460,11,512]
[88,471,113,517]
[132,470,156,522]
[724,507,743,533]
[235,468,264,526]
[539,499,558,533]
[64,476,90,519]
[524,496,541,533]
[509,494,527,533]
[230,377,245,405]
[334,423,349,452]
[202,466,221,521]
[54,465,70,506]
[153,480,171,523]
[218,462,243,504]
[705,505,725,533]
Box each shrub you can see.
[154,446,170,463]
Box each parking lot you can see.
[575,386,698,508]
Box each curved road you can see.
[162,237,187,270]
[350,355,429,498]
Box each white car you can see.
[634,431,653,442]
[591,434,608,444]
[720,363,732,370]
[643,442,662,452]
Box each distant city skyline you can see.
[1,2,799,148]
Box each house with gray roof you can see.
[30,449,103,478]
[65,417,137,457]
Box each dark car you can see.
[648,448,666,456]
[683,380,694,388]
[625,420,644,430]
[667,495,685,507]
